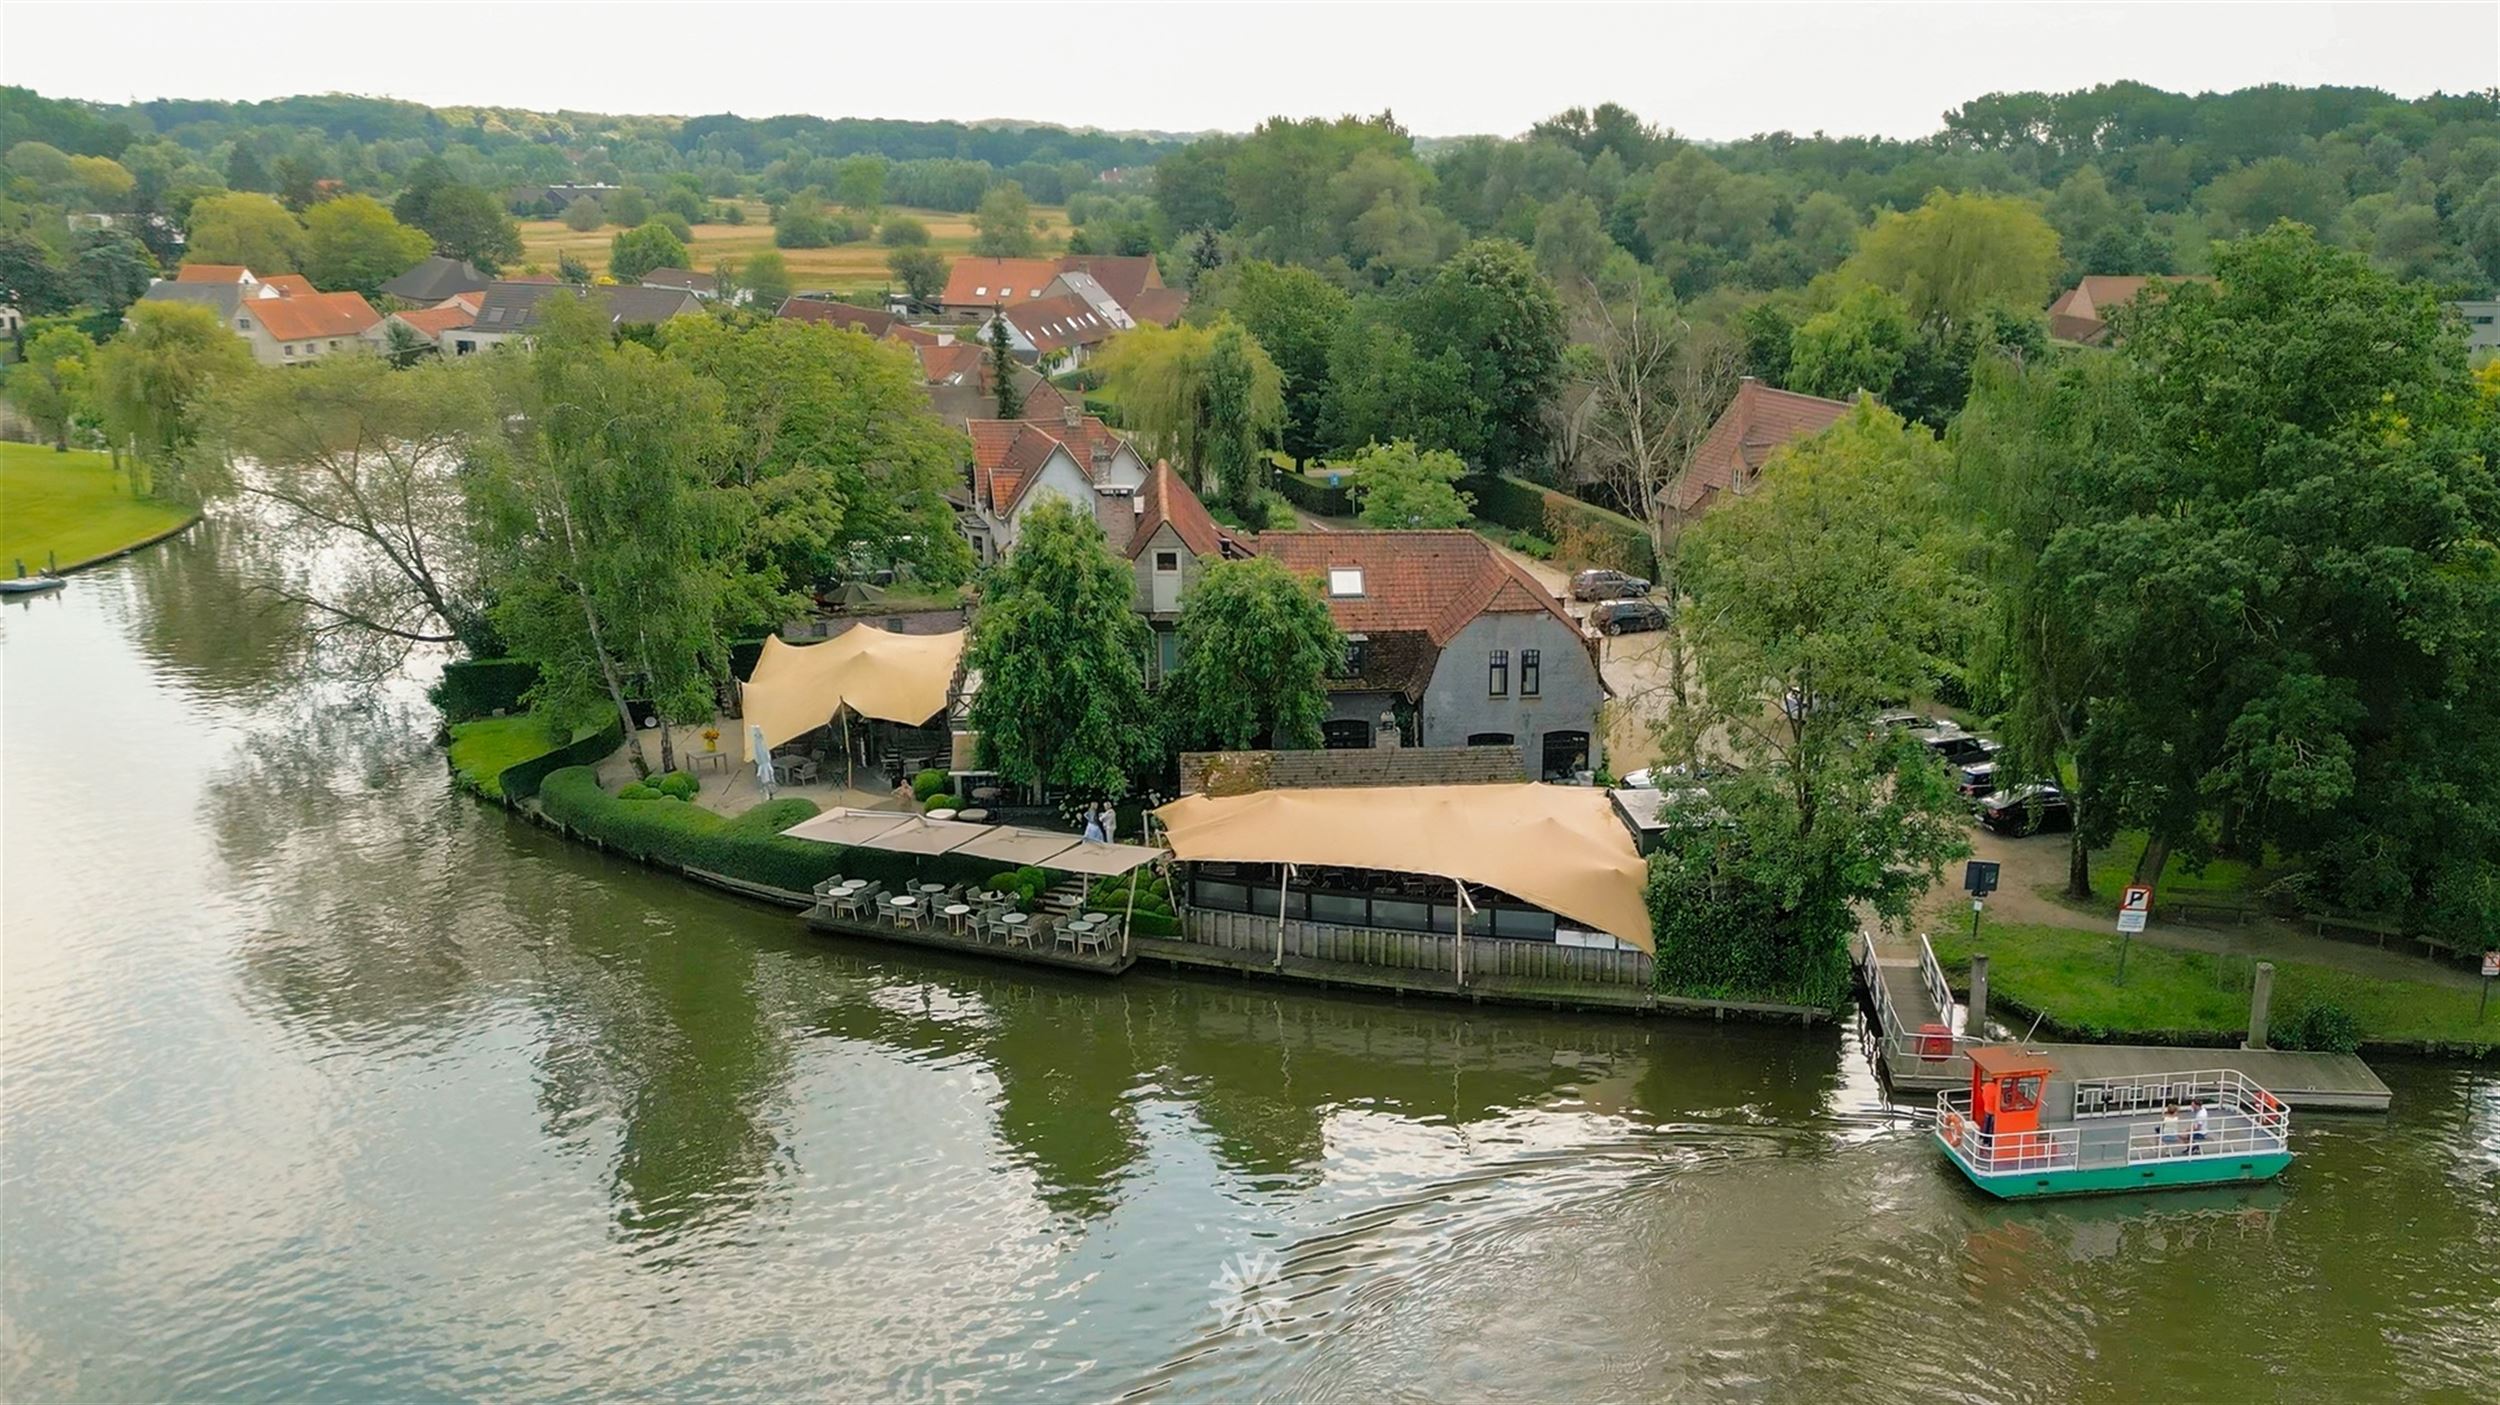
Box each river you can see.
[3,525,2495,1403]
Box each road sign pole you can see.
[1970,897,1984,949]
[2117,933,2130,983]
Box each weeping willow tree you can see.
[1094,318,1282,512]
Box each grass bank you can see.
[2083,831,2270,911]
[1932,920,2496,1056]
[0,443,194,571]
[447,714,578,799]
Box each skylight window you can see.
[974,285,989,296]
[1327,568,1364,598]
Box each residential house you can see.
[1250,530,1607,780]
[779,295,911,337]
[258,274,318,297]
[234,291,387,366]
[1103,459,1252,682]
[936,257,1065,318]
[383,291,487,356]
[452,281,703,354]
[641,267,750,304]
[975,293,1120,369]
[779,296,978,385]
[935,253,1188,326]
[379,255,491,304]
[1664,377,1853,524]
[508,183,621,218]
[962,403,1148,561]
[2045,274,2210,344]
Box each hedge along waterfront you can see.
[535,766,1001,895]
[433,658,540,722]
[1461,473,1657,579]
[497,720,626,801]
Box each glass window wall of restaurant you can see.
[1183,863,1559,941]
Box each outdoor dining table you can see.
[887,895,920,927]
[914,881,948,897]
[996,911,1030,945]
[941,903,972,934]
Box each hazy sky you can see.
[5,2,2495,141]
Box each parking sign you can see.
[2483,950,2498,979]
[2117,885,2151,934]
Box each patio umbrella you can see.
[752,723,777,798]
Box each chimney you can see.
[1062,402,1082,429]
[1091,440,1110,474]
[1132,493,1145,517]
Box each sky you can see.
[4,1,2495,141]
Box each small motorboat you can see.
[0,574,66,596]
[1935,1045,2293,1199]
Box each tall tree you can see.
[737,249,791,309]
[887,245,946,307]
[302,194,431,297]
[1839,190,2062,328]
[1405,238,1566,474]
[987,316,1023,419]
[4,323,96,450]
[971,181,1038,257]
[208,354,502,670]
[1652,401,1978,1003]
[475,294,738,763]
[1349,438,1473,528]
[964,499,1157,797]
[1213,259,1349,460]
[1164,556,1343,750]
[1198,321,1284,517]
[608,221,689,282]
[89,300,254,499]
[183,191,307,271]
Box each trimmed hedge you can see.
[1087,869,1181,936]
[538,766,998,893]
[498,720,626,802]
[1275,469,1355,518]
[435,658,539,721]
[1461,473,1656,579]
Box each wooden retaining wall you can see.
[1183,907,1655,987]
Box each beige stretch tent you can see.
[741,626,967,761]
[1153,783,1654,951]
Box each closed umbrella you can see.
[752,723,777,798]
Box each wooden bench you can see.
[2310,910,2404,949]
[2160,897,2259,927]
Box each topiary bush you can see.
[656,771,700,800]
[912,768,949,800]
[923,793,960,813]
[618,782,661,801]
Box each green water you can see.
[4,525,2496,1401]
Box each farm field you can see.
[516,200,1070,295]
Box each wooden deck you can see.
[802,905,1133,975]
[1880,1042,2391,1112]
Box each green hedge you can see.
[434,658,539,721]
[1275,470,1355,518]
[1461,473,1655,578]
[498,721,626,801]
[538,766,999,893]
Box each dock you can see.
[1854,934,2392,1113]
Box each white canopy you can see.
[740,625,966,759]
[1152,783,1655,951]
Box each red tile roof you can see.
[1001,293,1119,352]
[240,291,382,341]
[176,263,255,283]
[1123,287,1189,327]
[778,296,899,336]
[967,412,1132,512]
[1055,255,1163,308]
[259,274,318,297]
[1127,459,1228,560]
[917,341,981,385]
[2044,274,2210,344]
[1249,530,1582,645]
[390,304,473,338]
[941,257,1062,307]
[1674,378,1853,514]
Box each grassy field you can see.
[447,714,573,799]
[0,443,194,572]
[1933,919,2495,1052]
[517,201,1070,295]
[2085,831,2271,910]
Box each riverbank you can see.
[1931,919,2497,1059]
[0,444,198,574]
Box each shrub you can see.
[2281,1001,2364,1054]
[923,792,960,813]
[656,771,700,800]
[618,782,660,801]
[433,658,539,721]
[825,212,873,244]
[878,216,930,246]
[912,768,949,800]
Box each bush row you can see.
[1086,869,1181,937]
[499,721,626,801]
[1461,473,1656,579]
[1274,470,1355,518]
[433,658,539,722]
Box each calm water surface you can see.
[4,526,2496,1402]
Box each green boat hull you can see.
[1940,1138,2293,1200]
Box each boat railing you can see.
[1932,1090,2083,1174]
[2069,1067,2283,1123]
[2121,1111,2290,1166]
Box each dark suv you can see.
[1571,569,1652,601]
[1593,599,1670,635]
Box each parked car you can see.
[1956,760,2000,798]
[1571,568,1651,601]
[1978,783,2074,835]
[1592,599,1670,635]
[1874,710,1934,732]
[1920,727,1999,766]
[1619,762,1722,790]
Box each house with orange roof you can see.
[1248,530,1607,777]
[1102,459,1254,684]
[1665,377,1857,524]
[976,292,1122,369]
[936,257,1065,317]
[2045,274,2210,344]
[234,290,387,366]
[962,402,1149,561]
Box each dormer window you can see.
[1327,568,1364,598]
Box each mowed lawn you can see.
[517,201,1070,295]
[0,443,194,571]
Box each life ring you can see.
[1942,1110,1966,1146]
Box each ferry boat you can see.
[1935,1045,2293,1199]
